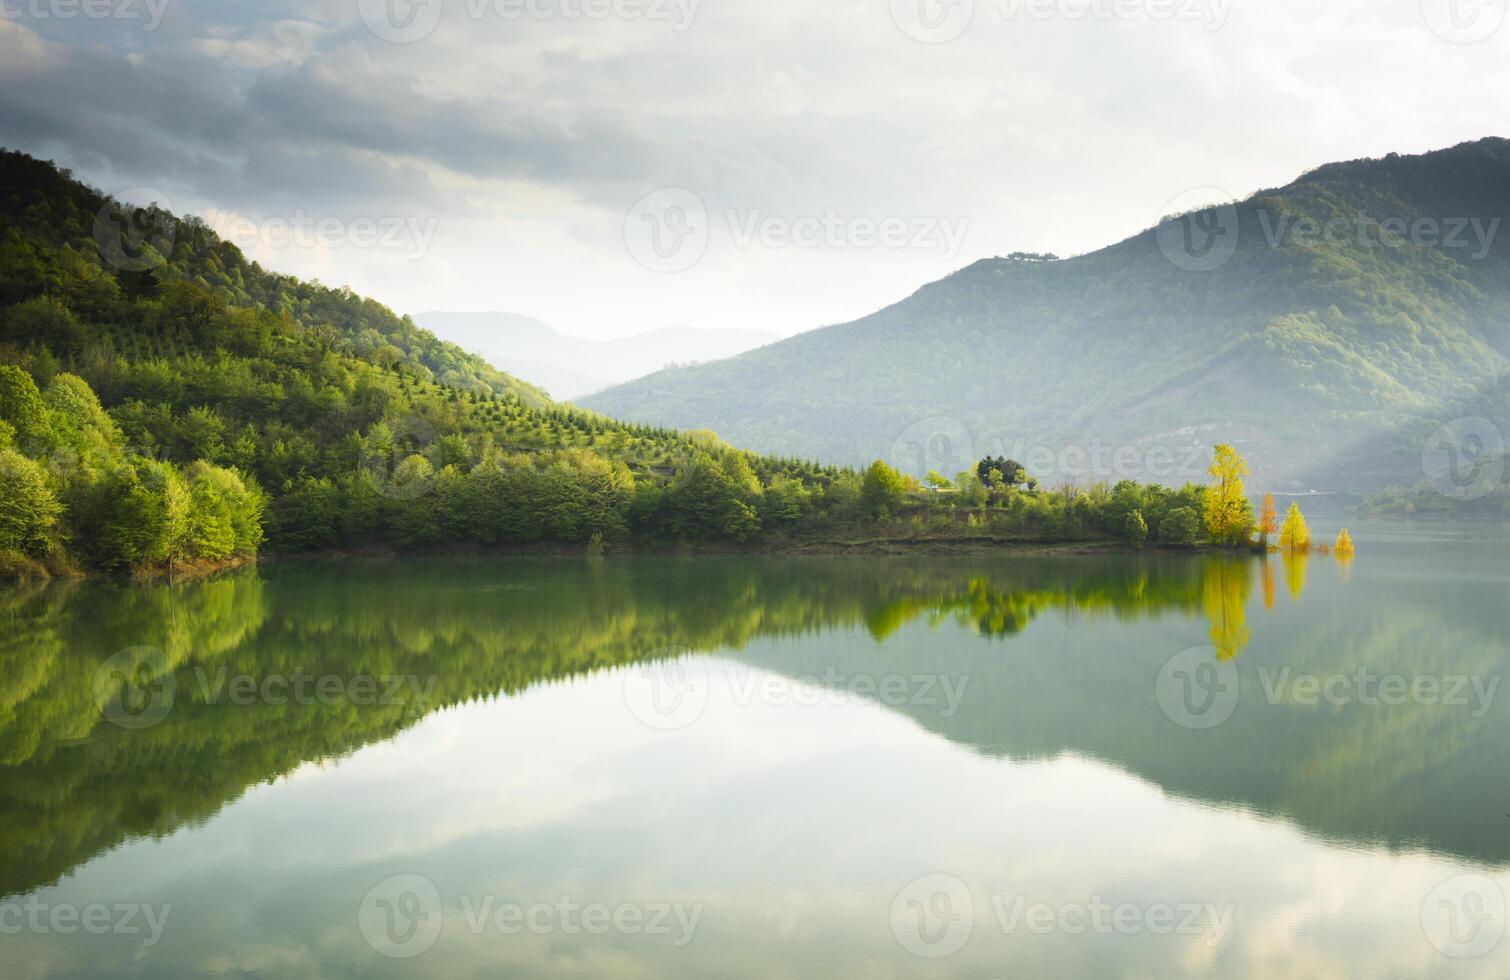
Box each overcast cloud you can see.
[1,0,1507,339]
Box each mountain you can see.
[585,138,1510,492]
[414,311,777,401]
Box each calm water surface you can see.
[2,520,1509,978]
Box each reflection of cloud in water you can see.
[16,667,1508,978]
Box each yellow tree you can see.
[1334,528,1355,557]
[1203,444,1256,546]
[1258,493,1278,544]
[1277,502,1309,552]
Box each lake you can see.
[2,520,1508,978]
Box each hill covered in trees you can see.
[0,150,865,574]
[585,138,1510,493]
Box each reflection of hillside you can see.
[743,555,1510,866]
[0,554,1237,896]
[5,548,1498,897]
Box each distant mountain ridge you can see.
[415,311,777,401]
[585,138,1510,492]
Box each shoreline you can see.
[2,538,1275,587]
[262,536,1251,562]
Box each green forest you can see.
[1,150,1281,580]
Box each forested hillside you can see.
[0,150,859,575]
[586,138,1510,492]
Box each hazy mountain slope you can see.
[415,310,777,400]
[586,138,1510,491]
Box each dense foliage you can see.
[0,150,871,568]
[586,138,1510,493]
[0,150,1271,574]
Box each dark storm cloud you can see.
[0,16,668,214]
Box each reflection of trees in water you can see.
[0,554,1256,895]
[1203,558,1253,659]
[1284,549,1308,601]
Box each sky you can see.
[1,0,1507,341]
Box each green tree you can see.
[1160,507,1202,546]
[0,364,51,453]
[0,448,61,556]
[955,470,988,507]
[860,459,907,520]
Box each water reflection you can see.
[2,538,1507,912]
